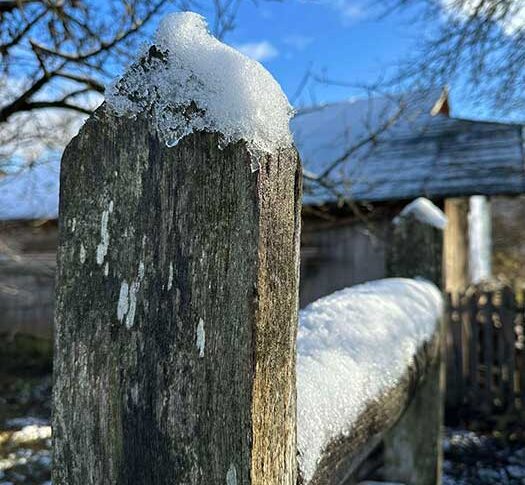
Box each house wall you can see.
[0,221,57,339]
[300,217,389,307]
[0,216,392,337]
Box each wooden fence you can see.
[445,282,525,421]
[52,16,445,483]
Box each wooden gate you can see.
[446,282,525,421]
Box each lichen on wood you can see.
[52,104,301,485]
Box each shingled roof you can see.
[292,90,525,205]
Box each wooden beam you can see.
[444,198,470,292]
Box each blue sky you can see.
[205,1,429,107]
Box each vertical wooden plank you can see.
[446,292,463,409]
[519,291,525,412]
[460,291,470,394]
[444,198,470,293]
[481,290,494,415]
[502,287,519,412]
[52,106,302,484]
[468,289,480,409]
[492,288,509,413]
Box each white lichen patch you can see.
[71,217,76,232]
[131,383,139,405]
[105,12,293,156]
[167,262,174,290]
[116,262,146,329]
[104,262,109,276]
[117,281,130,322]
[226,463,237,485]
[126,280,140,329]
[96,204,112,265]
[79,244,86,264]
[196,318,205,358]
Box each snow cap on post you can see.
[388,197,445,288]
[106,12,293,158]
[395,197,448,230]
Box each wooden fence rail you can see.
[445,282,525,422]
[305,200,446,485]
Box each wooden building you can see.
[294,90,525,306]
[1,90,525,335]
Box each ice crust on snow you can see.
[106,12,293,155]
[297,278,443,482]
[397,197,448,230]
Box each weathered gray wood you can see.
[52,105,302,485]
[379,324,445,485]
[501,286,516,412]
[386,212,443,288]
[468,289,480,404]
[481,290,494,414]
[377,211,445,485]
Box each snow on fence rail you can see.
[297,278,443,484]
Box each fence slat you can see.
[501,287,516,413]
[446,292,463,409]
[468,291,480,407]
[481,290,494,414]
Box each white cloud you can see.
[441,0,525,36]
[284,34,314,50]
[336,1,364,21]
[318,0,366,23]
[299,0,368,25]
[235,41,279,61]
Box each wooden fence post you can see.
[381,200,446,485]
[52,103,301,482]
[387,201,444,288]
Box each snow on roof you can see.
[0,160,59,221]
[106,12,293,156]
[292,91,525,204]
[397,197,448,230]
[296,278,443,482]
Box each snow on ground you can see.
[443,428,525,484]
[106,12,293,156]
[296,278,443,482]
[397,197,448,230]
[2,360,525,484]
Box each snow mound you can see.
[106,12,293,156]
[297,278,443,482]
[397,197,448,230]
